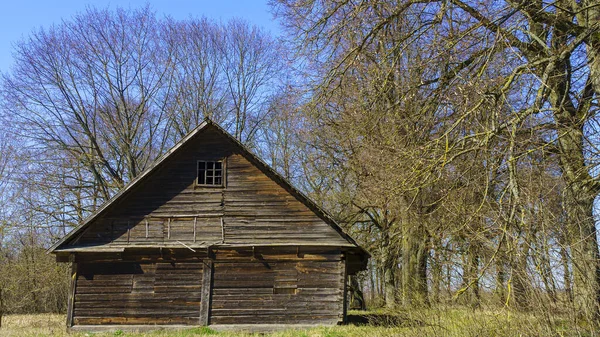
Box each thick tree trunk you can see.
[382,253,397,308]
[542,24,600,318]
[579,3,600,323]
[349,275,366,310]
[380,230,398,309]
[552,105,599,322]
[401,223,429,306]
[552,98,600,322]
[563,184,600,322]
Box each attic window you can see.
[197,160,224,186]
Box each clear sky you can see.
[0,0,281,74]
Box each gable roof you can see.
[48,118,368,258]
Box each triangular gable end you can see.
[49,119,367,257]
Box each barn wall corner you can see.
[66,256,77,328]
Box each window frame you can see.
[196,159,225,187]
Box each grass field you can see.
[0,308,589,337]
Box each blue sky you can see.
[0,0,281,74]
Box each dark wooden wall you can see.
[209,248,345,325]
[73,260,204,325]
[69,249,346,326]
[62,125,357,327]
[75,126,348,247]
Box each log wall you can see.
[75,126,348,247]
[69,249,346,326]
[73,260,203,325]
[210,249,345,325]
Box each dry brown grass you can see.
[1,314,68,337]
[0,309,589,337]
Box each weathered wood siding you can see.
[209,249,345,325]
[222,154,347,244]
[75,126,347,247]
[52,121,367,328]
[73,260,203,325]
[70,249,346,326]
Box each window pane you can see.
[198,160,224,185]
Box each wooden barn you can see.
[48,119,369,330]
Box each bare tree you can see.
[220,19,285,144]
[1,6,173,204]
[0,7,291,318]
[165,18,229,137]
[273,0,596,323]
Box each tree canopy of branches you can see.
[0,6,286,237]
[0,6,288,317]
[1,2,600,333]
[273,0,600,327]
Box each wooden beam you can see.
[342,258,348,324]
[193,217,197,243]
[167,218,171,240]
[143,213,223,218]
[66,256,78,328]
[199,259,214,326]
[220,218,225,243]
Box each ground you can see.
[0,309,583,337]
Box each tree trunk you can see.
[563,183,600,322]
[0,287,3,329]
[511,244,530,310]
[381,247,397,308]
[401,222,429,306]
[430,235,442,304]
[559,238,573,303]
[497,261,506,305]
[540,239,558,304]
[349,275,366,310]
[553,106,600,322]
[464,242,480,308]
[369,261,376,303]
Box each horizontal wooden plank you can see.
[210,315,341,325]
[75,292,203,302]
[74,316,198,325]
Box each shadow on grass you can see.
[345,313,426,328]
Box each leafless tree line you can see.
[271,0,600,332]
[1,1,600,334]
[0,6,287,319]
